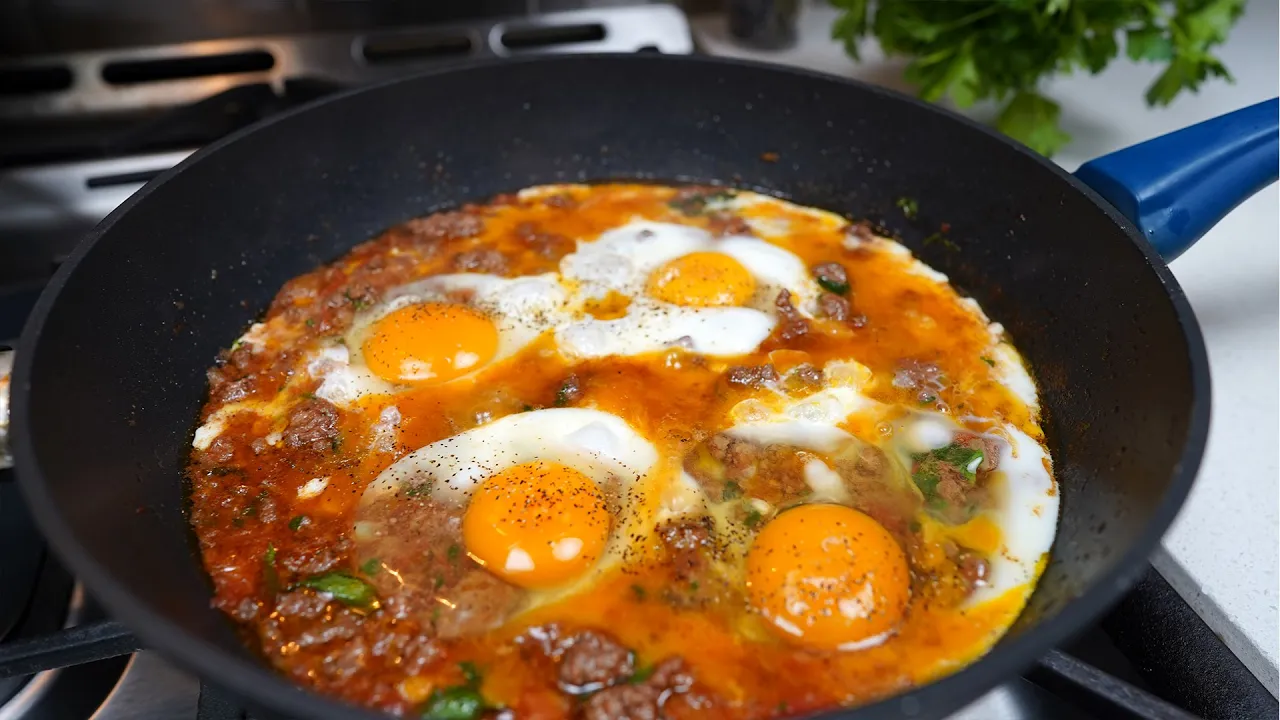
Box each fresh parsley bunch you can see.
[831,0,1246,155]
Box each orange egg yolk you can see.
[746,504,910,650]
[462,461,610,589]
[362,302,498,385]
[646,252,756,307]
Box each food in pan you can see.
[187,184,1058,718]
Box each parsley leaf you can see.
[831,0,1244,156]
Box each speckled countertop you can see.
[694,0,1279,695]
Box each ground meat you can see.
[704,434,760,479]
[280,536,351,575]
[434,570,524,639]
[818,292,852,321]
[403,211,483,243]
[774,289,808,340]
[658,517,715,580]
[812,262,849,292]
[582,683,663,720]
[515,222,574,259]
[706,212,752,237]
[557,630,634,693]
[847,220,875,243]
[723,364,778,389]
[955,432,1003,473]
[580,656,693,720]
[355,492,525,638]
[204,435,236,463]
[790,363,824,387]
[556,373,583,405]
[835,445,917,540]
[452,248,508,274]
[282,399,340,453]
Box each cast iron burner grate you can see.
[0,563,1273,720]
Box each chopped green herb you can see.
[434,574,445,590]
[628,664,656,684]
[919,392,937,405]
[299,392,317,400]
[815,275,850,295]
[980,356,995,367]
[301,572,378,608]
[744,508,764,529]
[263,544,280,596]
[288,515,307,531]
[344,290,372,311]
[520,404,535,412]
[330,436,342,453]
[447,544,462,563]
[721,481,743,501]
[419,686,485,720]
[305,318,316,328]
[232,517,245,528]
[921,443,986,481]
[668,189,735,216]
[896,196,919,219]
[923,232,961,251]
[631,584,647,601]
[360,558,382,576]
[458,661,483,688]
[404,480,433,497]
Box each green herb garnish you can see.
[458,661,483,687]
[288,515,307,531]
[419,686,485,720]
[631,584,647,601]
[744,508,764,529]
[895,196,919,219]
[360,558,382,576]
[447,544,461,563]
[668,189,735,216]
[263,544,280,596]
[629,664,656,684]
[721,481,743,501]
[830,0,1245,155]
[301,572,378,608]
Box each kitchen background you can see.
[0,1,1275,718]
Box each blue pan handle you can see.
[1074,98,1278,262]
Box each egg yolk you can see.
[362,302,498,385]
[462,461,610,589]
[746,504,910,650]
[646,252,756,307]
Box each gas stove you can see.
[0,3,1275,719]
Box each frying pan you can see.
[7,54,1278,719]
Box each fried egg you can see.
[555,221,823,358]
[310,273,569,406]
[360,408,659,590]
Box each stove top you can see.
[0,4,1275,719]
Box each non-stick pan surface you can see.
[12,54,1208,720]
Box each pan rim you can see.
[10,51,1211,720]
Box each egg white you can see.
[309,273,570,407]
[555,220,824,358]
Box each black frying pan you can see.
[8,54,1278,719]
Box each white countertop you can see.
[694,0,1279,694]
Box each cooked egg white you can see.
[360,408,666,598]
[310,273,570,407]
[556,221,823,358]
